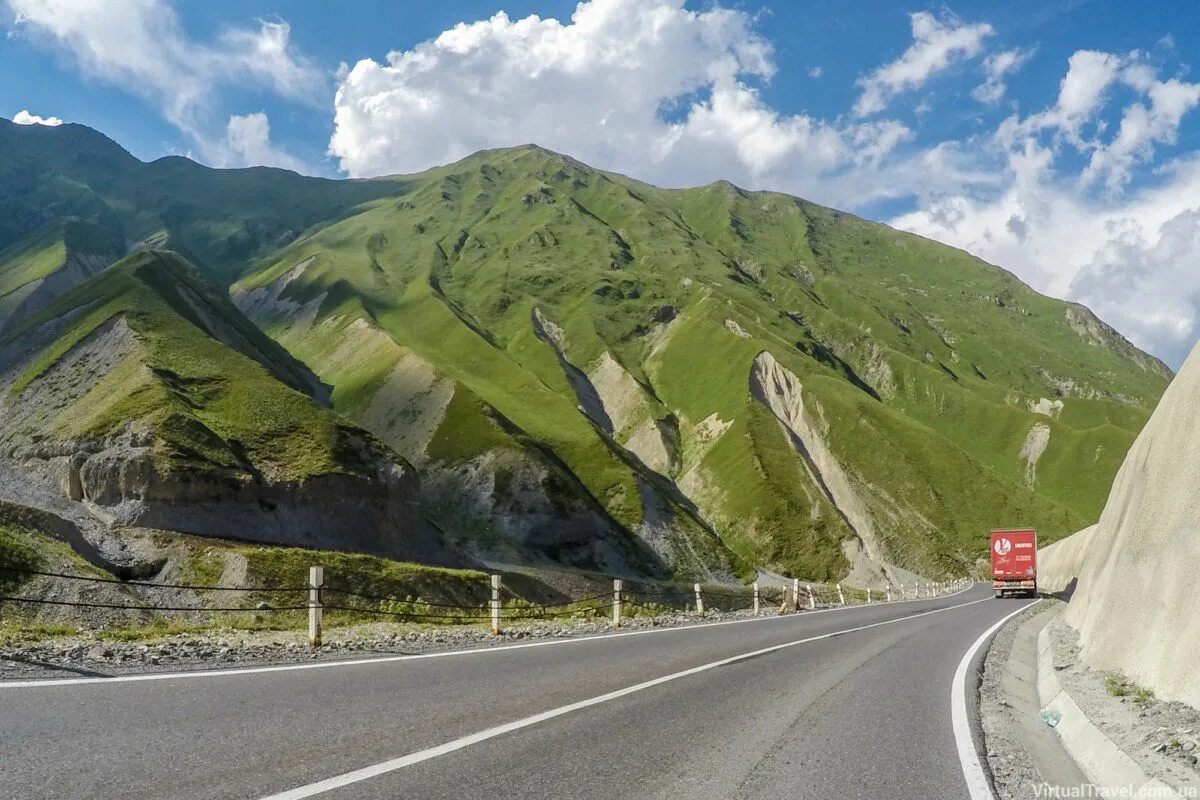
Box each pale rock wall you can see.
[1060,342,1200,706]
[1037,524,1097,593]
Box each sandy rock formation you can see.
[1052,342,1200,706]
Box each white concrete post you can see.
[752,581,760,616]
[792,578,800,610]
[867,588,872,604]
[308,565,323,647]
[887,586,892,602]
[900,583,906,599]
[612,579,622,628]
[807,584,815,610]
[837,583,845,606]
[694,582,704,615]
[490,574,502,635]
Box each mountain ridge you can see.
[0,120,1173,587]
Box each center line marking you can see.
[257,595,991,800]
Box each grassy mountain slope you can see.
[0,119,1169,585]
[0,117,396,330]
[233,145,1170,581]
[0,250,444,562]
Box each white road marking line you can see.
[0,582,976,689]
[256,595,992,800]
[952,598,1040,800]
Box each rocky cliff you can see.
[1046,342,1200,706]
[0,250,449,565]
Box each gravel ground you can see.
[979,601,1053,800]
[1047,614,1200,789]
[0,605,781,681]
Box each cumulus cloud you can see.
[12,108,62,125]
[214,113,307,173]
[853,12,993,117]
[972,48,1033,104]
[328,0,985,211]
[6,0,319,167]
[1082,75,1200,192]
[894,54,1200,369]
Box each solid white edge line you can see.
[952,597,1040,800]
[1,582,976,690]
[257,594,992,800]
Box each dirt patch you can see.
[1019,423,1051,486]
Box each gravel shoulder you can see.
[0,605,778,681]
[981,599,1200,799]
[980,600,1056,799]
[1047,612,1200,789]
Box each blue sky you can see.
[3,1,1199,367]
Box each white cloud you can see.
[328,0,984,212]
[1082,76,1200,192]
[214,113,307,173]
[1017,50,1123,144]
[808,65,822,79]
[853,12,993,117]
[894,53,1200,369]
[5,0,320,168]
[12,108,62,125]
[972,47,1033,104]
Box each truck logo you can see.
[993,537,1012,556]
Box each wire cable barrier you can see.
[0,563,969,625]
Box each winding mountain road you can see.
[1,584,1033,800]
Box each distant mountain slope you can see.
[0,117,396,330]
[0,250,445,563]
[231,145,1171,582]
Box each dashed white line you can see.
[256,595,991,800]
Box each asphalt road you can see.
[0,583,1034,800]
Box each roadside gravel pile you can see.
[0,606,778,680]
[1048,615,1200,787]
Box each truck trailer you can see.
[991,528,1037,598]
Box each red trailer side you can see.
[990,528,1037,598]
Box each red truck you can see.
[991,528,1037,598]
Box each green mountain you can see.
[231,145,1169,582]
[0,249,445,564]
[0,118,394,332]
[0,119,1172,585]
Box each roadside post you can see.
[612,579,622,628]
[837,583,845,606]
[752,581,760,616]
[867,588,872,603]
[807,584,815,610]
[792,578,800,610]
[490,574,502,635]
[308,565,323,647]
[887,586,892,602]
[694,583,704,615]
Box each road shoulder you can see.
[982,600,1200,799]
[981,601,1089,799]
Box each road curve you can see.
[0,584,1034,800]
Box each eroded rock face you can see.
[1054,340,1200,707]
[21,428,445,563]
[0,307,449,566]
